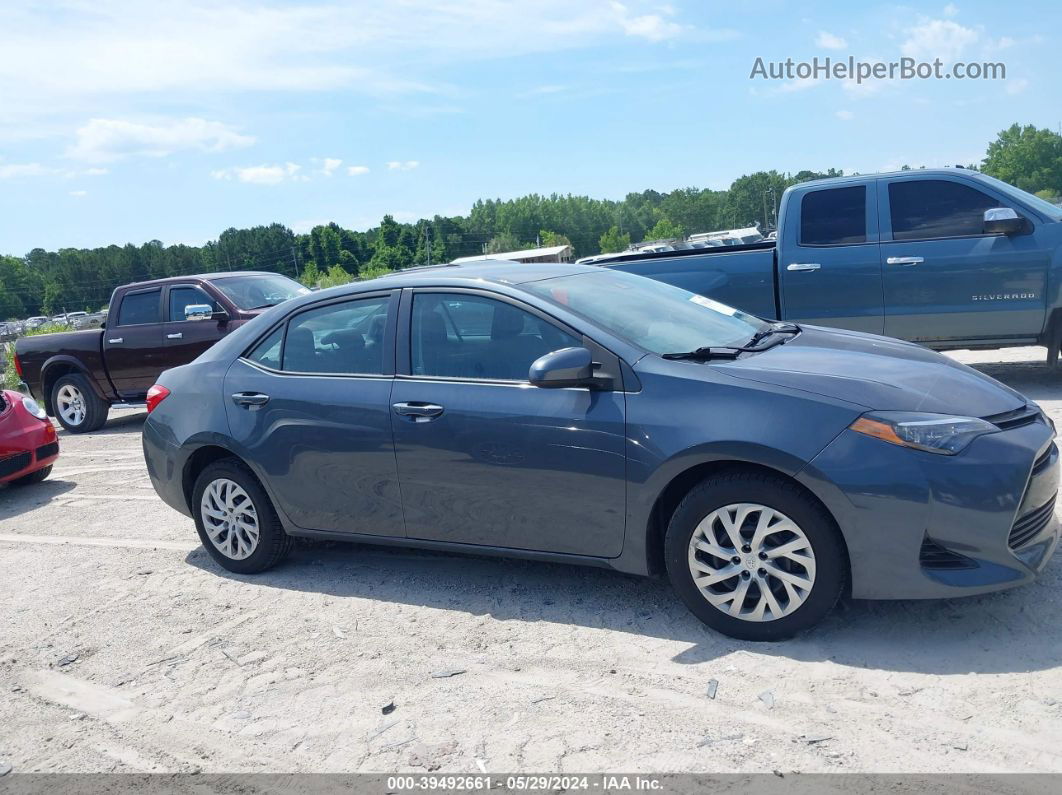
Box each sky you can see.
[0,0,1059,254]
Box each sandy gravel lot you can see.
[1,347,1061,775]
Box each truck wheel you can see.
[664,470,846,642]
[51,374,108,433]
[192,458,293,574]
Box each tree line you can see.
[1,123,1060,319]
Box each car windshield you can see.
[210,274,310,309]
[525,269,768,354]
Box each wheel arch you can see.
[41,358,105,415]
[182,444,245,512]
[643,459,850,582]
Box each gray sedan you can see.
[142,262,1059,640]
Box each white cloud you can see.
[0,162,52,179]
[835,109,855,121]
[901,18,978,63]
[943,3,959,17]
[1006,78,1029,95]
[816,31,848,50]
[211,162,305,185]
[386,160,420,171]
[347,165,370,176]
[610,2,684,42]
[315,157,342,176]
[68,189,87,197]
[69,118,254,163]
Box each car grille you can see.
[35,441,59,461]
[1009,496,1056,550]
[0,452,32,478]
[919,537,976,570]
[1031,444,1055,476]
[984,404,1043,431]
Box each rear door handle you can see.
[231,392,270,408]
[786,263,820,272]
[392,401,444,421]
[886,256,924,266]
[108,337,124,344]
[166,332,183,340]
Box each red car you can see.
[0,389,59,485]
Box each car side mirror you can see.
[184,304,214,321]
[983,207,1024,235]
[529,347,595,388]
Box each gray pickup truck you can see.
[604,169,1062,363]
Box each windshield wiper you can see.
[745,321,800,349]
[662,346,747,361]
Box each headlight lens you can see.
[850,411,998,455]
[21,396,48,421]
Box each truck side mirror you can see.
[529,347,595,388]
[983,207,1024,235]
[184,301,215,320]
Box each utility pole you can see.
[425,225,432,266]
[290,246,300,280]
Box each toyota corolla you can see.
[142,262,1059,640]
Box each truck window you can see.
[800,186,866,245]
[116,289,161,326]
[889,180,1005,240]
[169,286,220,321]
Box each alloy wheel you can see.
[200,478,260,560]
[56,384,86,427]
[687,502,816,622]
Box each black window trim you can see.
[395,286,617,388]
[114,287,164,328]
[884,176,1033,243]
[798,184,871,248]
[239,289,399,379]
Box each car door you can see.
[223,291,404,536]
[778,183,883,333]
[390,288,627,557]
[879,176,1048,343]
[104,287,164,398]
[161,284,231,368]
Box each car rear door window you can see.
[116,289,161,326]
[169,286,220,321]
[281,296,390,375]
[246,327,283,369]
[411,293,579,381]
[889,179,1005,240]
[800,186,867,245]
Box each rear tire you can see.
[664,469,845,641]
[192,458,293,574]
[11,465,52,485]
[51,374,108,433]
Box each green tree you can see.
[598,226,630,253]
[318,264,352,289]
[982,123,1062,195]
[299,260,321,288]
[643,218,684,241]
[485,232,525,254]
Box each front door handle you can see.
[786,262,821,272]
[392,402,444,421]
[231,392,270,408]
[108,337,124,344]
[886,256,924,266]
[166,332,183,340]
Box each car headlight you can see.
[850,411,998,455]
[21,396,48,421]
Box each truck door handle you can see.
[166,332,183,340]
[786,263,820,272]
[887,256,924,266]
[107,337,124,344]
[231,392,270,408]
[392,402,444,421]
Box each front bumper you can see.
[0,396,59,484]
[799,415,1059,599]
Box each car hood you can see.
[713,325,1027,417]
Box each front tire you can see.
[51,374,108,433]
[192,458,292,574]
[665,470,845,641]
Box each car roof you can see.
[342,260,600,292]
[114,271,282,290]
[795,167,987,189]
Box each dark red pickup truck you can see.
[15,271,309,432]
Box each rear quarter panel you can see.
[15,329,112,403]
